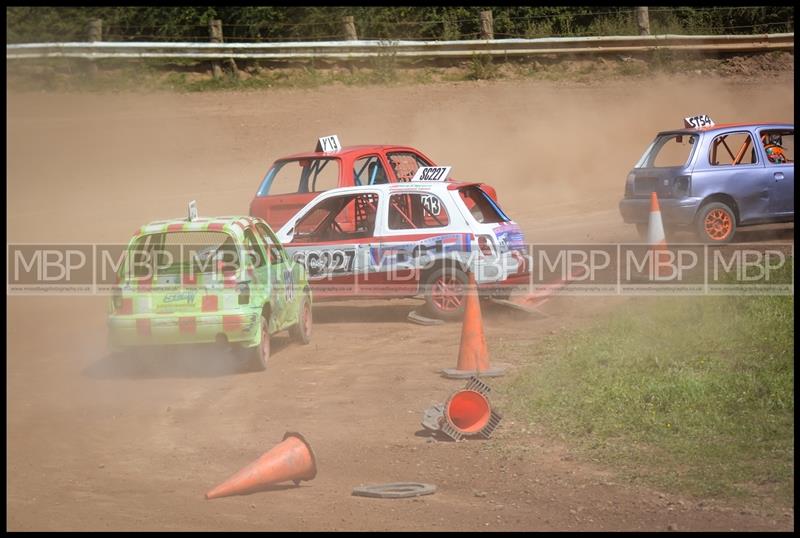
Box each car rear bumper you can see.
[619,196,702,226]
[108,311,260,348]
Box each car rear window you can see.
[127,231,238,278]
[636,134,698,168]
[259,158,340,195]
[458,186,510,224]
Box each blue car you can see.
[619,118,794,243]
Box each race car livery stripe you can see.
[207,222,224,231]
[136,318,151,337]
[178,316,196,334]
[167,223,185,232]
[223,315,242,333]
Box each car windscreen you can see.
[258,158,340,196]
[458,186,510,224]
[635,134,698,168]
[126,231,239,279]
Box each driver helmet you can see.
[765,141,786,163]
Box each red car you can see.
[249,135,497,229]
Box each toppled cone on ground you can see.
[421,376,502,441]
[490,267,588,316]
[441,272,505,378]
[205,431,317,499]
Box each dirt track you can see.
[6,72,794,531]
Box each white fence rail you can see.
[6,33,794,61]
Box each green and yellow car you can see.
[108,204,312,370]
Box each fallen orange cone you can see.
[205,432,317,500]
[441,272,505,379]
[497,266,587,314]
[421,376,503,441]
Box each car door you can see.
[379,190,456,296]
[243,227,285,331]
[704,130,772,225]
[281,191,379,299]
[255,222,300,330]
[758,129,794,217]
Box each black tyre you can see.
[695,202,737,244]
[423,266,468,321]
[248,314,270,371]
[289,294,312,345]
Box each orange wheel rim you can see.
[704,209,732,241]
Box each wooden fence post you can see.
[636,7,650,36]
[209,20,223,79]
[86,18,102,78]
[479,11,494,40]
[342,16,358,40]
[209,19,241,79]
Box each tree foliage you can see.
[6,6,795,44]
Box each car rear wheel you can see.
[423,266,468,321]
[289,294,312,345]
[248,314,270,371]
[695,202,737,244]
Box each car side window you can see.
[261,158,340,195]
[354,155,389,185]
[244,229,267,268]
[255,222,284,264]
[387,152,432,181]
[294,193,379,242]
[759,129,794,164]
[388,193,449,230]
[709,132,758,166]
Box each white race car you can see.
[276,176,529,320]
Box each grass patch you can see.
[501,272,794,505]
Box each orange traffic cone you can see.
[205,432,317,500]
[421,376,503,441]
[441,272,505,379]
[494,266,587,315]
[647,191,671,279]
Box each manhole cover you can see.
[352,482,437,499]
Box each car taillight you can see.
[673,175,691,196]
[625,172,635,196]
[477,235,495,256]
[117,297,133,315]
